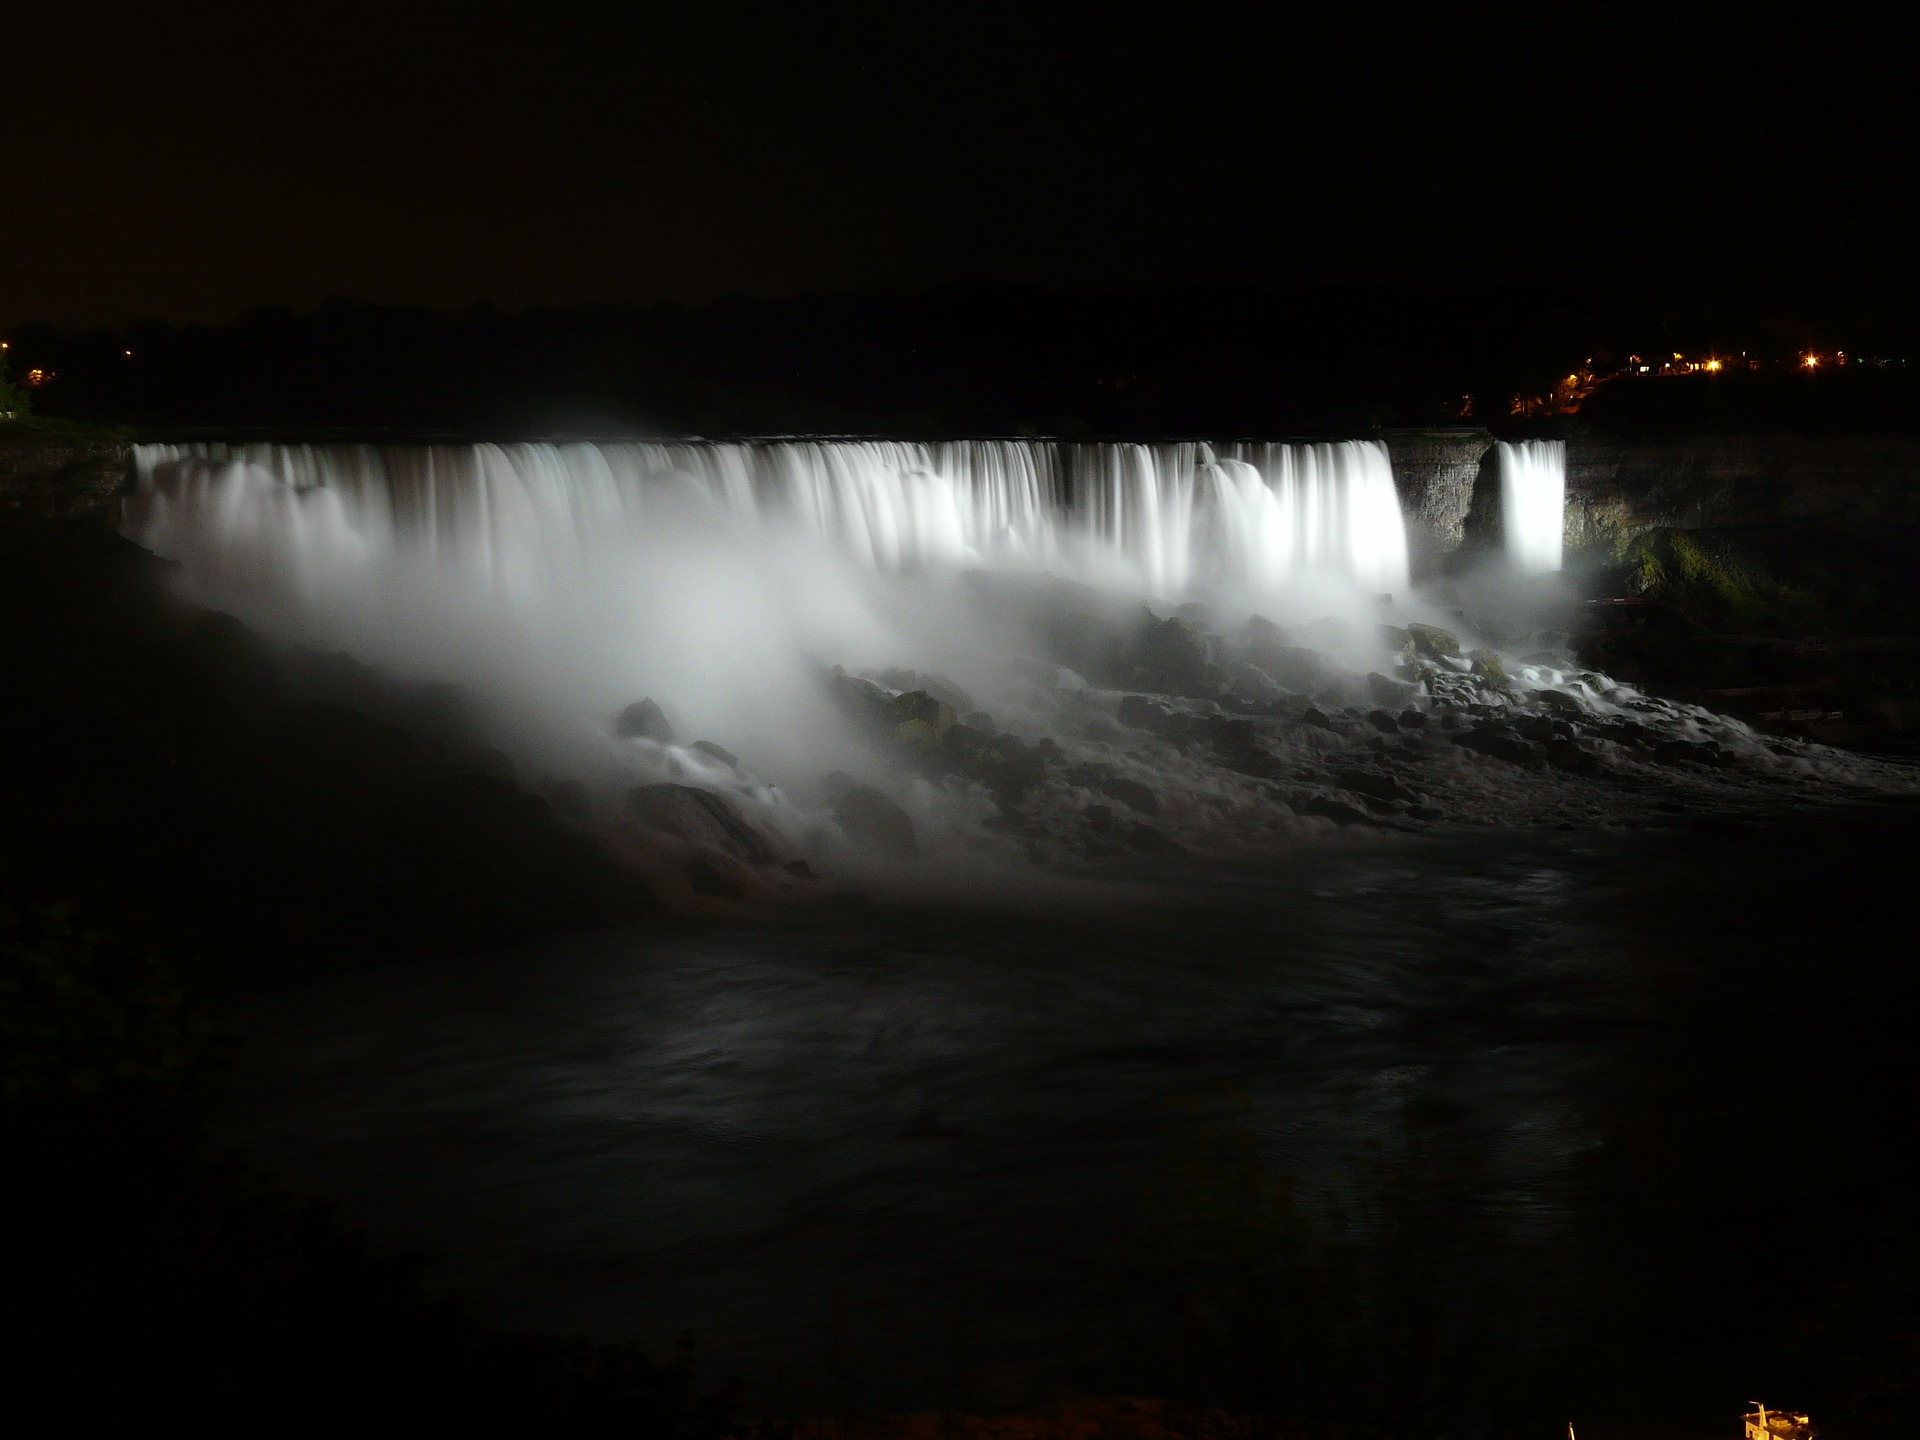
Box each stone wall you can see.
[1383,430,1920,568]
[0,442,133,521]
[1380,428,1493,574]
[1562,434,1920,549]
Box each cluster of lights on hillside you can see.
[1494,342,1909,418]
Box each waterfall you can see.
[1497,439,1566,573]
[130,437,1411,598]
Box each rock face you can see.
[1382,428,1920,570]
[1382,429,1493,573]
[626,783,777,865]
[828,781,917,856]
[0,443,132,521]
[613,698,674,743]
[1562,435,1920,550]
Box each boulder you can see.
[627,784,777,865]
[1452,723,1537,765]
[1366,709,1399,733]
[692,739,739,770]
[828,669,896,732]
[1129,612,1214,696]
[889,689,958,736]
[831,783,918,855]
[1099,776,1159,816]
[1378,624,1415,659]
[1300,707,1336,730]
[1249,642,1325,692]
[1468,649,1510,688]
[684,851,752,898]
[613,698,674,743]
[1368,671,1417,706]
[890,718,942,751]
[943,725,1048,800]
[877,669,975,713]
[1302,795,1375,826]
[1406,622,1460,660]
[1117,694,1179,733]
[1336,768,1419,804]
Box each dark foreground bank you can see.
[0,518,656,986]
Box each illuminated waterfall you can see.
[1497,440,1566,573]
[130,438,1411,597]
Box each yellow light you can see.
[123,350,133,357]
[1705,359,1723,372]
[1803,354,1820,369]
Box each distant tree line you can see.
[6,285,1917,438]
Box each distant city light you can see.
[1803,354,1821,369]
[1704,359,1723,372]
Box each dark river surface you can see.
[220,803,1920,1437]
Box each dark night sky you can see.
[7,3,1912,327]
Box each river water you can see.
[219,804,1920,1437]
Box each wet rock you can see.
[628,783,777,865]
[1366,709,1399,734]
[963,710,998,734]
[877,669,975,713]
[692,739,739,770]
[1407,622,1461,660]
[1083,803,1116,831]
[829,669,896,732]
[1337,768,1419,804]
[943,724,1047,800]
[1399,709,1429,729]
[1128,822,1174,851]
[684,851,751,897]
[613,697,674,743]
[889,689,957,736]
[1378,624,1415,659]
[1249,642,1325,692]
[1301,707,1336,730]
[1368,671,1417,706]
[1468,649,1510,688]
[1201,715,1259,749]
[1173,601,1222,632]
[890,717,943,751]
[1117,694,1179,734]
[831,783,917,855]
[1302,795,1374,826]
[783,859,815,878]
[1246,614,1291,646]
[1452,723,1537,765]
[1068,762,1160,816]
[1221,661,1285,704]
[1100,776,1159,816]
[1536,689,1583,713]
[1129,612,1215,696]
[1545,739,1606,774]
[1518,715,1576,743]
[1034,737,1063,763]
[1407,803,1444,821]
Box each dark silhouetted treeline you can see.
[0,286,1642,438]
[8,285,1917,438]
